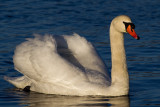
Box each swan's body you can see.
[5,15,139,96]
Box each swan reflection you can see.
[17,92,130,107]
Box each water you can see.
[0,0,160,106]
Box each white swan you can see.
[5,15,139,96]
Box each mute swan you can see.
[5,15,139,96]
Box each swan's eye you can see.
[123,22,135,31]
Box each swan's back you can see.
[7,33,110,95]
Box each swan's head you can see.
[111,15,140,40]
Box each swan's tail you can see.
[4,76,31,89]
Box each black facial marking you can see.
[123,22,135,31]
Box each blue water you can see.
[0,0,160,106]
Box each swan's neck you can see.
[109,24,129,92]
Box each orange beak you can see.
[127,25,140,40]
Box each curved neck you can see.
[109,24,129,90]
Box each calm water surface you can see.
[0,0,160,107]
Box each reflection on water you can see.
[5,89,129,107]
